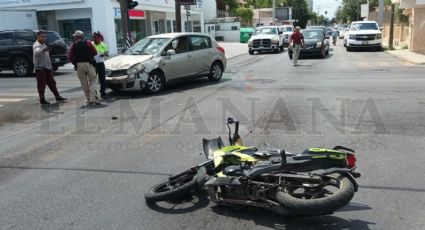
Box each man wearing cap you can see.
[68,30,100,105]
[289,26,305,66]
[33,30,67,105]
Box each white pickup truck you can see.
[344,21,382,51]
[248,26,284,55]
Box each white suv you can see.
[248,26,284,55]
[279,25,294,47]
[345,21,382,51]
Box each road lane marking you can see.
[0,98,26,102]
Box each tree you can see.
[224,0,239,13]
[235,7,254,26]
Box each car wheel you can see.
[13,56,33,77]
[145,70,165,94]
[208,61,223,82]
[325,46,329,56]
[274,48,279,53]
[53,66,59,72]
[249,50,254,55]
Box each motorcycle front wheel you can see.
[145,167,206,202]
[276,173,355,216]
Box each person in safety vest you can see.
[92,32,109,99]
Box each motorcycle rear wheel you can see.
[276,173,355,216]
[145,169,200,202]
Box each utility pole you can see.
[272,0,276,22]
[389,3,395,50]
[175,0,182,32]
[119,0,130,49]
[378,0,384,26]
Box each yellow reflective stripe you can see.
[93,42,108,53]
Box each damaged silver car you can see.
[105,32,227,94]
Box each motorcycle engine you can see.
[219,185,245,200]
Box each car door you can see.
[160,35,195,80]
[189,35,213,75]
[0,32,14,68]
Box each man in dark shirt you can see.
[68,30,99,105]
[289,26,305,66]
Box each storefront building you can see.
[0,0,215,55]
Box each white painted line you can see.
[0,98,26,102]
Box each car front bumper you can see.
[51,55,68,67]
[106,72,147,90]
[249,44,280,51]
[347,39,382,48]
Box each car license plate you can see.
[55,58,60,62]
[362,41,368,45]
[259,46,264,48]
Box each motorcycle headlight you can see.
[349,34,356,39]
[127,63,145,75]
[272,37,279,43]
[316,42,322,48]
[376,34,382,39]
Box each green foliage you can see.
[225,0,239,12]
[235,7,254,26]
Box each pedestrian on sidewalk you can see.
[68,30,100,105]
[33,30,67,105]
[289,26,305,66]
[92,32,109,99]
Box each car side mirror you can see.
[166,49,176,56]
[278,31,283,35]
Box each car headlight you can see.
[127,63,145,75]
[105,69,112,77]
[376,34,382,39]
[248,40,253,46]
[272,37,279,43]
[316,42,322,47]
[349,34,356,39]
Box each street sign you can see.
[186,10,191,17]
[184,5,190,10]
[179,0,196,5]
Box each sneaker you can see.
[40,99,50,105]
[55,96,68,102]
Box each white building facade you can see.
[0,0,217,55]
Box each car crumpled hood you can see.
[105,55,153,70]
[348,30,381,35]
[250,34,278,40]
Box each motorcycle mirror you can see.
[227,117,234,124]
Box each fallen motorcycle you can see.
[145,118,361,216]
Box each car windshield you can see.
[281,27,293,32]
[47,32,64,44]
[350,23,379,31]
[302,30,323,39]
[126,38,171,55]
[254,27,277,35]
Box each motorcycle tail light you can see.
[347,153,357,169]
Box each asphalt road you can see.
[1,43,425,230]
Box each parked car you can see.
[104,32,226,94]
[278,25,294,47]
[0,30,68,77]
[288,29,330,59]
[247,26,284,55]
[345,21,382,51]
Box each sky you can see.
[313,0,342,18]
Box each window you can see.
[190,36,211,51]
[46,32,63,44]
[231,26,238,30]
[0,32,14,46]
[164,36,189,54]
[166,20,172,33]
[14,32,35,45]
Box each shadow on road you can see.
[210,205,376,230]
[109,77,232,100]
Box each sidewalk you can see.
[386,49,425,65]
